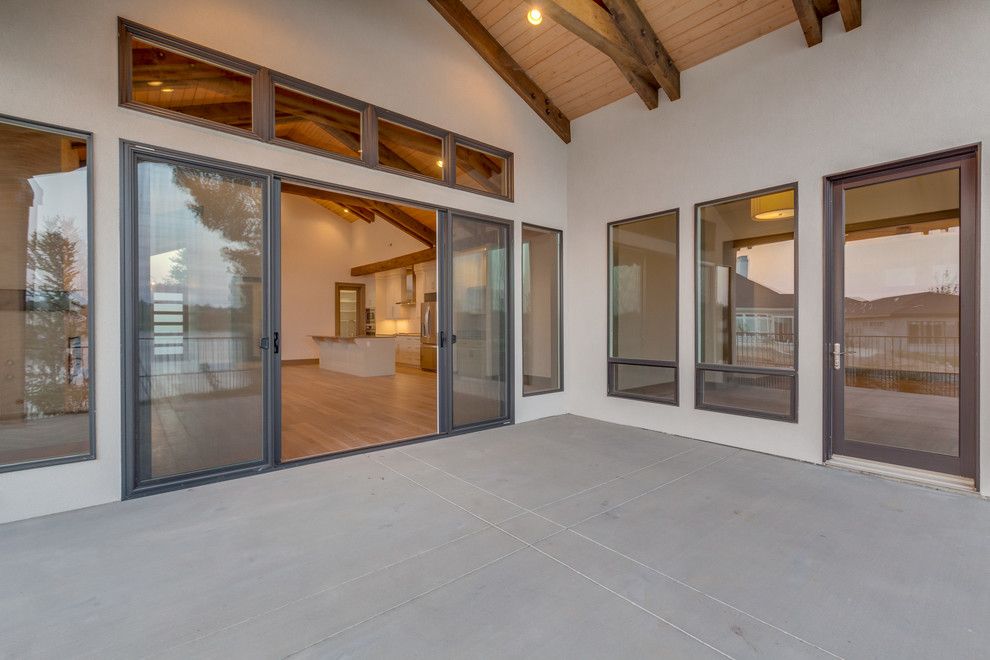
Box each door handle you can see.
[831,342,857,370]
[259,337,270,351]
[273,331,279,355]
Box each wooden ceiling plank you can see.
[837,0,862,31]
[663,0,789,53]
[428,0,572,142]
[351,248,437,277]
[675,4,795,67]
[601,0,681,101]
[542,0,660,109]
[791,0,823,46]
[678,7,795,71]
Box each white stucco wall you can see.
[0,0,568,523]
[565,0,990,495]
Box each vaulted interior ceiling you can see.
[429,0,862,142]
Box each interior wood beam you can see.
[280,183,435,246]
[427,0,571,143]
[792,0,823,47]
[837,0,862,31]
[370,203,436,247]
[351,247,437,276]
[601,0,680,101]
[543,0,659,109]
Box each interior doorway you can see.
[824,147,979,483]
[274,182,514,463]
[276,182,440,460]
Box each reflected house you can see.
[844,291,959,396]
[731,264,794,369]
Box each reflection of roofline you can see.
[845,291,958,318]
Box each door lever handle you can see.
[831,342,857,369]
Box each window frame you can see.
[117,18,514,201]
[606,209,680,406]
[521,222,563,397]
[118,18,265,140]
[452,135,514,201]
[372,107,450,186]
[693,183,799,422]
[0,114,96,474]
[268,71,369,165]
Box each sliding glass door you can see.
[446,213,512,430]
[124,148,271,493]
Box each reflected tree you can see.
[25,216,87,416]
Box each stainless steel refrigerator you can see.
[420,292,437,372]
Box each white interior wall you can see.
[0,0,568,523]
[565,0,990,495]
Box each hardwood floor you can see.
[280,363,438,461]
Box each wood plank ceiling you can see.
[434,0,859,139]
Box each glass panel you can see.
[273,85,362,160]
[136,159,265,480]
[0,121,90,468]
[377,118,444,180]
[610,212,677,361]
[697,189,795,369]
[610,364,675,403]
[455,144,507,196]
[337,289,358,338]
[843,168,960,456]
[130,38,253,131]
[699,370,793,417]
[522,225,561,395]
[452,216,508,428]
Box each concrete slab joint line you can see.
[373,445,846,659]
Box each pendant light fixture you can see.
[750,190,795,221]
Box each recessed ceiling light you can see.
[527,8,543,25]
[162,88,175,93]
[147,81,163,87]
[436,160,444,168]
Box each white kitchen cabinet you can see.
[395,335,420,366]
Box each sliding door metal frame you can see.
[120,140,518,496]
[606,209,680,406]
[694,183,799,422]
[0,113,96,474]
[120,141,275,498]
[521,222,564,397]
[445,211,516,433]
[823,144,980,484]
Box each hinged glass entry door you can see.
[825,149,978,479]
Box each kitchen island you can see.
[311,335,397,377]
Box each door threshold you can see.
[827,455,975,494]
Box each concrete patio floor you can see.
[2,415,989,659]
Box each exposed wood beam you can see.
[350,248,437,276]
[543,0,659,109]
[601,0,680,101]
[427,0,571,143]
[837,0,862,31]
[370,203,436,247]
[280,183,435,246]
[792,0,823,47]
